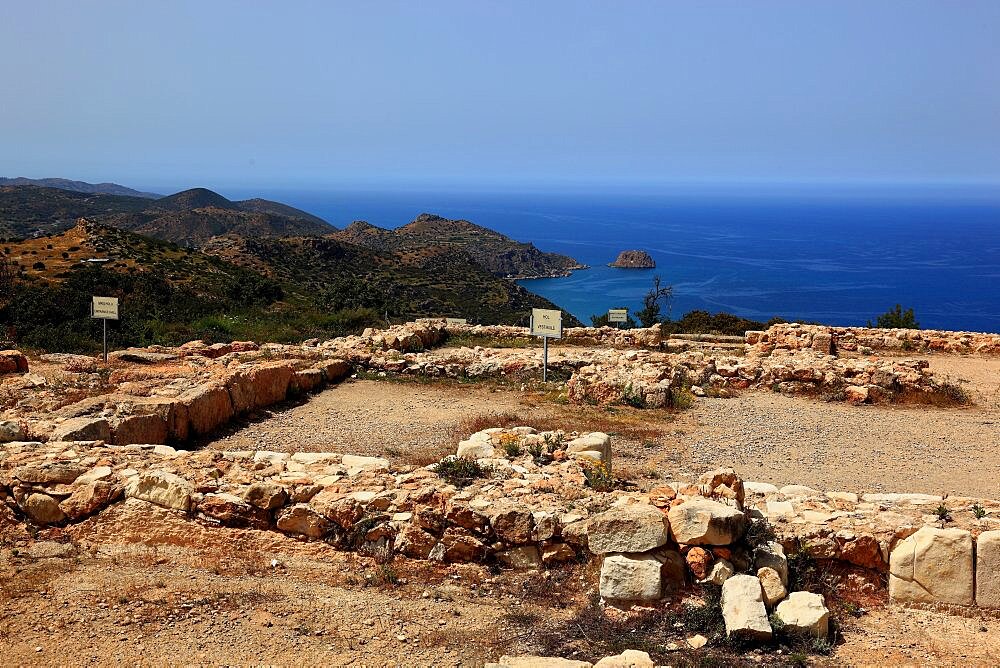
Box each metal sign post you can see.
[608,308,628,330]
[91,296,119,363]
[530,308,562,382]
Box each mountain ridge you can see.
[0,177,160,199]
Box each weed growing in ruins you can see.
[499,432,521,458]
[934,504,952,523]
[527,440,544,459]
[973,503,987,519]
[622,382,646,408]
[580,460,616,492]
[433,455,490,488]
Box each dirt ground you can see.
[4,506,1000,667]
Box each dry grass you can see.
[894,383,973,408]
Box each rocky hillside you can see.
[0,185,333,243]
[203,234,576,326]
[2,218,579,351]
[334,213,585,278]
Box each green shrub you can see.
[433,456,490,488]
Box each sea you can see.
[220,185,1000,333]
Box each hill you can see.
[0,177,160,198]
[203,234,578,326]
[0,186,153,238]
[0,185,333,244]
[2,218,579,351]
[333,213,585,278]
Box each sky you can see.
[2,0,999,191]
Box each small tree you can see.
[635,275,673,327]
[0,255,17,340]
[0,255,16,310]
[871,304,919,330]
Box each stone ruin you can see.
[0,319,986,451]
[1,319,998,664]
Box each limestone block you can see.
[21,493,66,524]
[757,567,787,607]
[51,417,111,442]
[754,540,788,587]
[721,574,772,640]
[976,530,1000,608]
[600,553,662,602]
[889,527,973,606]
[668,498,746,545]
[125,471,193,512]
[586,504,669,554]
[593,650,654,668]
[775,591,830,638]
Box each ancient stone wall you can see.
[3,427,998,619]
[750,323,1000,356]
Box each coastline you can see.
[504,263,590,280]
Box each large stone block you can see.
[721,574,772,640]
[775,591,830,638]
[889,526,974,607]
[126,471,193,512]
[486,657,592,668]
[21,493,66,524]
[181,384,234,436]
[134,397,190,442]
[600,553,662,602]
[276,503,332,538]
[565,432,611,466]
[0,420,24,443]
[594,650,654,668]
[586,504,669,554]
[976,530,1000,608]
[50,417,111,442]
[0,350,28,374]
[226,362,294,413]
[112,413,168,445]
[754,540,788,587]
[290,368,324,394]
[668,497,747,546]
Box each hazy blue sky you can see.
[2,0,998,191]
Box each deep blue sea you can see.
[219,186,1000,333]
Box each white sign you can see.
[445,318,467,326]
[531,308,562,339]
[91,296,119,320]
[608,308,628,323]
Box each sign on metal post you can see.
[608,308,628,327]
[530,308,562,382]
[91,296,119,363]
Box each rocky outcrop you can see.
[608,250,655,269]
